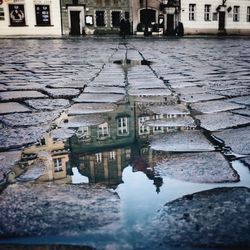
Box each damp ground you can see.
[0,37,250,250]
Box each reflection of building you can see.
[60,0,131,35]
[73,146,131,187]
[135,101,194,140]
[0,1,61,36]
[22,134,69,181]
[69,101,135,153]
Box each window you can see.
[138,116,150,135]
[213,12,218,21]
[9,4,25,26]
[111,11,121,27]
[95,153,102,163]
[140,0,144,8]
[117,117,129,136]
[125,12,130,20]
[153,114,164,133]
[35,5,51,26]
[113,0,119,7]
[77,126,90,139]
[233,6,240,22]
[97,122,109,138]
[0,8,5,21]
[96,11,105,26]
[53,158,63,172]
[204,5,211,21]
[105,0,110,5]
[96,0,102,5]
[109,151,116,160]
[247,7,250,22]
[189,4,196,21]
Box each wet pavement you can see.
[0,37,250,249]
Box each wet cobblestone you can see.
[0,37,250,248]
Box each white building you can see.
[181,0,250,35]
[0,0,62,36]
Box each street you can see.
[0,37,250,249]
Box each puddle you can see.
[113,59,152,66]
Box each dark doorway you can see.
[140,9,156,26]
[218,11,225,32]
[70,11,80,35]
[166,14,174,35]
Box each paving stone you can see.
[0,183,120,238]
[44,88,80,98]
[0,126,49,150]
[74,93,124,103]
[0,102,30,114]
[146,187,250,248]
[148,104,190,115]
[84,86,125,94]
[68,103,117,115]
[213,126,250,155]
[196,112,250,131]
[0,111,60,127]
[191,100,245,114]
[0,151,21,182]
[180,93,224,103]
[154,151,238,183]
[227,96,250,106]
[25,99,70,111]
[0,91,47,101]
[150,130,214,152]
[145,116,196,128]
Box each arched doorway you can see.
[140,9,156,26]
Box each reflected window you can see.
[125,148,130,159]
[166,114,176,118]
[153,114,163,120]
[117,117,129,136]
[77,126,90,139]
[53,158,63,172]
[138,116,150,135]
[96,153,102,163]
[97,122,109,138]
[153,126,164,133]
[109,151,116,160]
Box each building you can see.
[0,0,62,36]
[60,0,131,35]
[131,0,180,35]
[181,0,250,35]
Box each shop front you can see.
[0,0,61,36]
[132,0,180,35]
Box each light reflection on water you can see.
[71,167,89,184]
[116,160,250,228]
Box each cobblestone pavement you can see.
[1,37,250,175]
[0,37,250,248]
